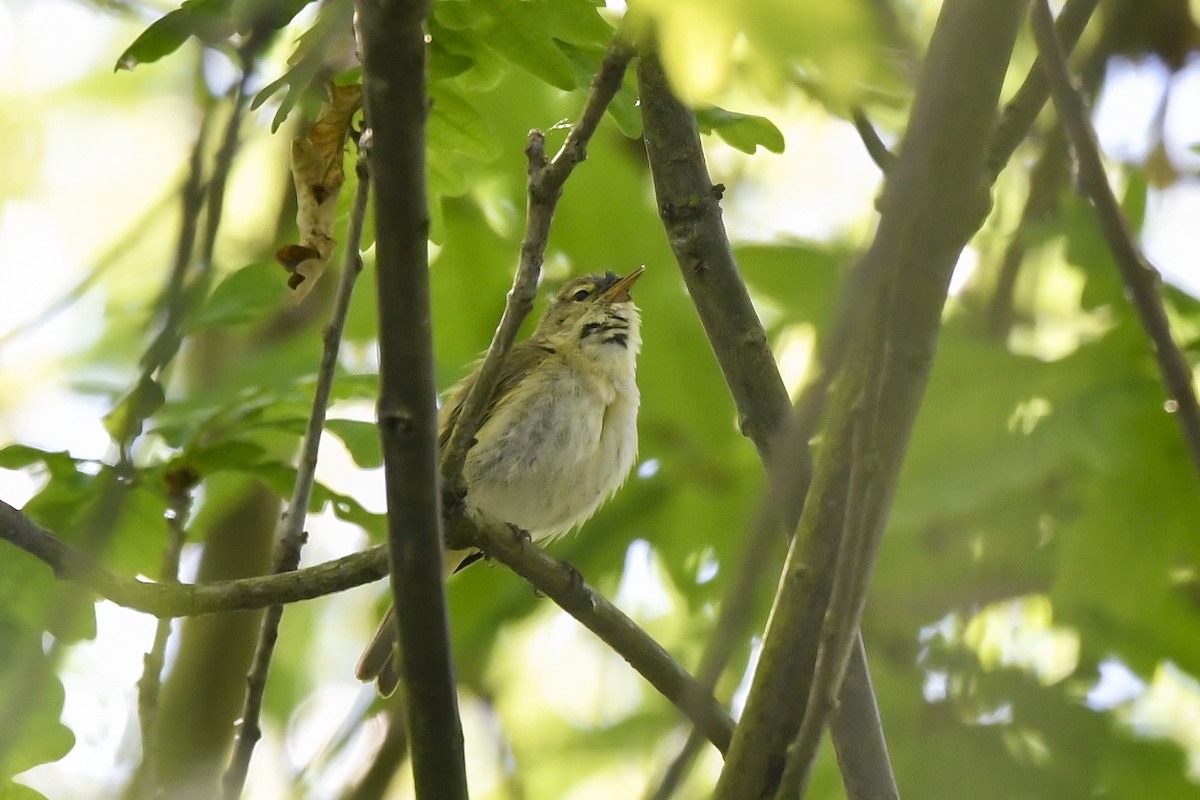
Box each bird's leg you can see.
[560,559,585,593]
[506,522,533,545]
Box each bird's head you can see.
[534,267,644,360]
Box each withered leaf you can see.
[277,82,363,302]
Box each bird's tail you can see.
[355,548,476,696]
[356,607,402,695]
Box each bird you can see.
[356,266,645,695]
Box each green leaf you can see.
[429,87,502,163]
[187,263,287,332]
[0,621,73,796]
[482,0,577,91]
[696,106,786,154]
[541,0,613,47]
[0,445,75,474]
[324,418,382,468]
[251,0,356,132]
[189,440,269,473]
[103,379,166,447]
[114,0,233,71]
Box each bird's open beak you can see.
[601,266,645,303]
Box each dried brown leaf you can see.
[278,82,363,302]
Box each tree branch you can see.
[637,52,895,800]
[712,1,1027,797]
[851,108,896,173]
[438,37,634,500]
[986,123,1072,336]
[0,497,391,615]
[448,515,736,753]
[638,55,792,466]
[0,495,735,753]
[130,471,194,800]
[221,147,372,799]
[774,412,882,799]
[1030,0,1200,479]
[356,0,469,795]
[988,0,1101,174]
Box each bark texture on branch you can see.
[357,0,469,794]
[712,1,1028,797]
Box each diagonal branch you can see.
[711,0,1028,796]
[451,516,736,753]
[851,108,896,173]
[988,0,1101,174]
[1030,0,1200,478]
[438,37,634,500]
[637,51,895,800]
[0,497,391,615]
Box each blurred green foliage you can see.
[3,0,1200,798]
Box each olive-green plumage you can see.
[357,267,644,695]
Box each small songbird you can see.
[357,267,645,695]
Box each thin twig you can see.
[851,108,896,173]
[141,62,252,380]
[130,470,197,799]
[194,52,255,283]
[1031,0,1200,479]
[438,37,634,499]
[986,123,1071,337]
[0,496,735,753]
[221,147,372,800]
[988,0,1101,175]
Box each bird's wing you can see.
[438,341,556,451]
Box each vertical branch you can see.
[220,153,371,798]
[1031,0,1200,478]
[130,469,197,800]
[355,0,470,796]
[773,408,882,799]
[711,1,1028,797]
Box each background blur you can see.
[3,0,1200,797]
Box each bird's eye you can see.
[571,289,591,302]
